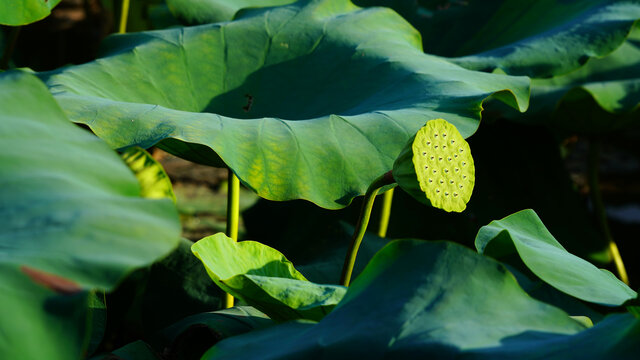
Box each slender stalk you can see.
[0,26,21,70]
[340,172,395,287]
[587,138,629,285]
[377,188,394,238]
[224,169,240,307]
[118,0,131,34]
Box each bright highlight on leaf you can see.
[192,233,346,322]
[0,0,62,26]
[393,119,475,212]
[121,146,177,203]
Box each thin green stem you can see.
[118,0,131,34]
[340,172,395,287]
[224,168,240,307]
[0,26,21,70]
[587,138,629,285]
[377,188,394,238]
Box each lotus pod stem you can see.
[377,188,394,238]
[340,171,395,287]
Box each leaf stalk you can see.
[118,0,130,34]
[587,138,629,285]
[224,169,240,307]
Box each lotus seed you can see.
[439,157,443,161]
[444,169,449,173]
[448,157,452,161]
[436,189,440,193]
[434,145,438,149]
[449,180,454,184]
[445,192,449,196]
[423,151,427,156]
[453,193,458,197]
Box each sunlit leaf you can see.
[192,233,346,321]
[0,0,62,26]
[38,0,528,209]
[476,209,637,306]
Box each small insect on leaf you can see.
[412,119,475,212]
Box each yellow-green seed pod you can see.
[393,119,475,212]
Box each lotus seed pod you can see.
[393,119,475,212]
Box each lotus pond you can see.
[1,0,640,359]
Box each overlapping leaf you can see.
[192,233,346,321]
[357,0,640,78]
[199,240,640,359]
[0,71,181,358]
[506,23,640,132]
[166,0,296,24]
[476,209,637,306]
[39,0,528,209]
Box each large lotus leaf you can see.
[504,23,640,132]
[476,209,637,306]
[38,0,528,209]
[166,0,296,24]
[356,0,640,78]
[192,233,346,322]
[0,72,180,357]
[0,0,62,25]
[200,240,640,359]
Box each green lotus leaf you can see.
[393,119,474,212]
[504,23,640,132]
[0,71,181,358]
[0,0,62,25]
[166,0,296,24]
[357,0,640,78]
[38,0,528,209]
[192,233,346,322]
[197,240,640,359]
[476,209,637,306]
[121,146,177,202]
